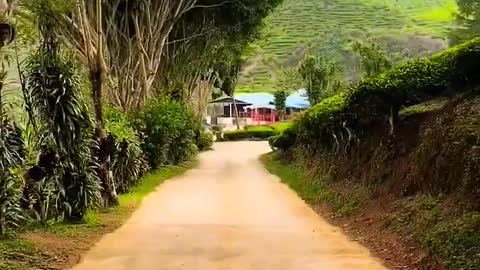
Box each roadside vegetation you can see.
[0,0,281,268]
[0,162,195,269]
[221,122,292,141]
[268,29,480,269]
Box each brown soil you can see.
[311,200,432,270]
[18,207,133,270]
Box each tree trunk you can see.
[232,93,241,130]
[90,67,105,138]
[389,106,399,136]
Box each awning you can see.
[209,96,251,105]
[244,104,276,110]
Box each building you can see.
[206,89,309,129]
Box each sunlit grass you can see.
[414,4,457,22]
[30,161,197,237]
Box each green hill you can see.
[238,0,458,92]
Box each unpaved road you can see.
[72,141,387,270]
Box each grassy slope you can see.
[238,0,456,93]
[0,161,196,270]
[261,148,480,270]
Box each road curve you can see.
[71,141,387,270]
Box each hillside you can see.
[238,0,457,92]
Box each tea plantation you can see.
[238,0,457,92]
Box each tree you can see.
[219,61,242,130]
[450,0,480,44]
[298,55,337,105]
[352,41,392,78]
[274,90,287,121]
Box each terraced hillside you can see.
[238,0,458,92]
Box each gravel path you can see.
[71,141,386,270]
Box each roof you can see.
[236,92,274,107]
[209,90,310,109]
[245,104,276,110]
[236,89,310,109]
[286,89,310,109]
[209,96,252,105]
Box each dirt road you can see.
[71,141,387,270]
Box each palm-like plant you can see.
[0,66,24,234]
[21,1,102,219]
[24,49,101,221]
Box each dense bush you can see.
[279,38,480,151]
[269,127,297,150]
[104,106,148,193]
[24,50,101,221]
[137,98,199,169]
[222,126,277,141]
[0,120,25,235]
[196,128,214,151]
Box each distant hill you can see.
[238,0,458,92]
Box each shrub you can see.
[24,50,101,221]
[294,37,480,151]
[223,128,277,141]
[137,98,198,169]
[0,121,25,235]
[269,127,297,150]
[196,128,214,151]
[104,105,147,193]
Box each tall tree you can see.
[273,90,287,121]
[352,41,392,79]
[218,61,242,130]
[298,55,337,105]
[450,0,480,44]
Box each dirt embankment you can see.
[273,95,480,270]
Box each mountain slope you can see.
[238,0,457,92]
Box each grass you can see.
[269,121,292,133]
[400,98,450,117]
[261,152,366,215]
[0,161,197,269]
[44,161,196,237]
[386,195,480,269]
[265,151,480,269]
[222,121,293,141]
[0,239,44,270]
[238,0,457,93]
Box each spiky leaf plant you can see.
[24,48,101,221]
[0,68,25,235]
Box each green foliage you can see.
[104,105,147,194]
[24,49,100,222]
[138,98,198,169]
[222,127,277,141]
[0,58,25,235]
[104,105,137,143]
[0,118,24,235]
[421,212,480,269]
[289,38,480,152]
[269,127,297,150]
[273,90,287,111]
[450,0,480,44]
[196,128,214,151]
[387,195,480,270]
[298,55,339,104]
[261,152,366,215]
[238,0,456,92]
[352,41,392,78]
